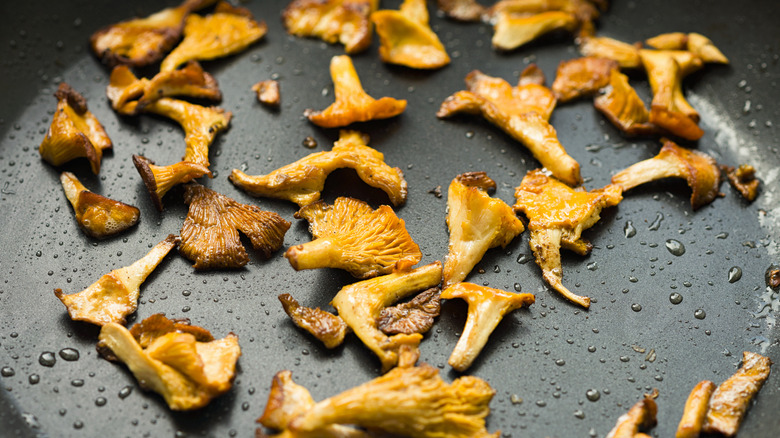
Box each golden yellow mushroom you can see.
[491,10,577,51]
[253,80,281,107]
[606,390,658,438]
[278,293,348,349]
[436,0,485,22]
[551,56,617,103]
[645,32,728,64]
[133,155,211,211]
[579,36,642,69]
[60,172,140,239]
[594,68,657,136]
[371,0,450,69]
[675,380,716,438]
[282,0,378,54]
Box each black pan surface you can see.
[1,1,779,437]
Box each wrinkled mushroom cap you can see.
[133,155,211,211]
[278,293,348,349]
[60,172,140,239]
[371,0,450,69]
[282,0,377,54]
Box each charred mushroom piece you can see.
[60,172,140,239]
[443,172,524,289]
[230,130,407,207]
[305,55,407,127]
[377,287,441,335]
[438,67,582,186]
[551,56,618,103]
[513,169,622,308]
[442,283,534,371]
[645,32,728,64]
[579,36,642,69]
[90,0,215,68]
[286,197,421,278]
[594,69,657,136]
[703,351,772,437]
[180,183,291,270]
[160,2,267,72]
[133,155,211,211]
[54,235,178,326]
[436,0,486,22]
[724,164,759,202]
[491,10,578,51]
[331,262,442,371]
[97,314,240,411]
[606,390,659,438]
[279,293,348,349]
[252,80,281,107]
[40,83,112,174]
[282,0,376,54]
[611,140,721,210]
[676,380,716,438]
[371,0,450,69]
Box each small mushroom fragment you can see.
[278,293,348,349]
[675,380,716,438]
[282,0,376,54]
[253,80,281,107]
[443,172,524,289]
[723,164,759,202]
[180,183,291,269]
[484,0,601,26]
[513,169,622,308]
[230,130,407,207]
[702,351,772,437]
[594,69,657,136]
[331,262,442,371]
[89,0,215,68]
[106,66,148,116]
[160,2,267,72]
[371,0,450,69]
[305,55,407,128]
[97,313,240,411]
[579,36,642,69]
[377,287,441,335]
[436,0,485,22]
[611,140,721,210]
[491,10,578,51]
[54,235,178,326]
[606,390,658,438]
[442,283,534,372]
[438,67,582,186]
[60,172,140,239]
[133,155,211,211]
[551,56,618,103]
[286,197,421,279]
[40,83,112,174]
[645,32,728,64]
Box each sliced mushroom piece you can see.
[54,235,178,326]
[645,32,728,64]
[594,68,657,136]
[371,0,450,69]
[491,10,578,51]
[606,390,659,438]
[40,83,112,174]
[279,293,348,349]
[331,261,442,371]
[252,80,281,107]
[106,66,148,115]
[723,164,759,202]
[283,0,377,54]
[551,56,618,103]
[443,172,524,289]
[133,155,211,211]
[611,140,721,210]
[305,55,407,128]
[513,169,622,308]
[442,283,534,371]
[60,172,140,239]
[180,183,291,270]
[377,287,441,335]
[676,380,716,438]
[484,0,600,26]
[579,36,642,69]
[160,2,267,72]
[97,314,240,411]
[230,130,407,207]
[436,0,485,22]
[286,197,421,279]
[703,351,772,437]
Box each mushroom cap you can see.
[132,155,211,211]
[278,293,348,349]
[552,56,618,103]
[60,171,140,239]
[491,10,578,51]
[371,0,450,69]
[579,36,642,69]
[282,0,376,54]
[593,68,657,136]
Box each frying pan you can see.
[1,0,778,436]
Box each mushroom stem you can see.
[611,155,680,191]
[529,228,591,308]
[285,239,338,271]
[676,380,716,438]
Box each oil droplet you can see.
[1,366,15,377]
[669,293,683,304]
[59,348,79,361]
[585,389,600,401]
[39,352,56,367]
[624,221,636,238]
[631,303,642,312]
[513,283,522,292]
[648,213,664,231]
[302,136,317,148]
[118,386,133,399]
[95,397,107,407]
[574,409,585,419]
[665,239,686,256]
[728,266,742,283]
[694,309,706,320]
[28,374,39,384]
[517,254,532,264]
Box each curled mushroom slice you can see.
[703,351,772,437]
[579,36,642,69]
[606,390,658,438]
[675,380,716,438]
[282,0,376,54]
[60,172,140,239]
[40,83,112,174]
[54,235,178,326]
[723,164,759,202]
[106,66,148,115]
[594,69,657,136]
[371,0,450,69]
[133,155,211,211]
[513,169,622,308]
[436,0,485,22]
[286,197,421,279]
[645,32,728,64]
[97,314,240,411]
[230,130,407,207]
[611,140,721,210]
[491,10,578,51]
[180,183,291,270]
[331,262,442,371]
[443,172,524,289]
[253,80,281,107]
[279,293,348,349]
[160,2,267,72]
[305,55,407,128]
[377,287,441,335]
[551,56,618,103]
[442,283,534,371]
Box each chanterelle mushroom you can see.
[675,380,716,438]
[578,36,642,69]
[606,390,659,438]
[97,313,240,411]
[513,169,622,308]
[371,0,450,69]
[160,2,267,72]
[60,172,140,239]
[331,261,442,371]
[253,80,281,107]
[230,130,407,207]
[40,83,112,175]
[282,0,377,54]
[611,140,721,210]
[437,66,583,186]
[594,68,656,136]
[377,287,441,336]
[286,197,421,278]
[305,55,407,128]
[645,32,729,64]
[55,235,178,326]
[551,56,618,103]
[723,164,759,202]
[180,183,291,270]
[278,293,348,349]
[436,0,486,22]
[442,283,534,371]
[443,172,525,289]
[133,155,211,211]
[491,10,578,51]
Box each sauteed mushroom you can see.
[723,164,759,202]
[606,390,658,438]
[253,80,281,107]
[371,0,450,69]
[436,0,485,21]
[377,287,442,335]
[491,10,578,51]
[278,293,348,349]
[579,36,642,69]
[645,32,728,64]
[133,155,211,211]
[551,56,618,103]
[675,380,716,438]
[282,0,377,54]
[60,172,140,239]
[594,69,656,136]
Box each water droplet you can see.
[517,254,532,264]
[574,409,585,419]
[182,290,191,297]
[71,379,84,387]
[1,366,15,377]
[631,303,642,312]
[555,359,565,366]
[728,266,742,283]
[624,221,636,238]
[716,232,729,239]
[95,397,107,407]
[535,400,547,407]
[620,356,630,362]
[28,374,40,384]
[241,402,250,411]
[665,239,686,256]
[648,213,664,231]
[38,352,56,367]
[513,283,522,292]
[587,346,596,353]
[585,389,600,401]
[118,386,133,399]
[73,421,83,430]
[586,262,598,271]
[669,293,683,304]
[59,348,79,361]
[182,306,191,312]
[302,136,317,148]
[465,131,475,138]
[694,309,706,320]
